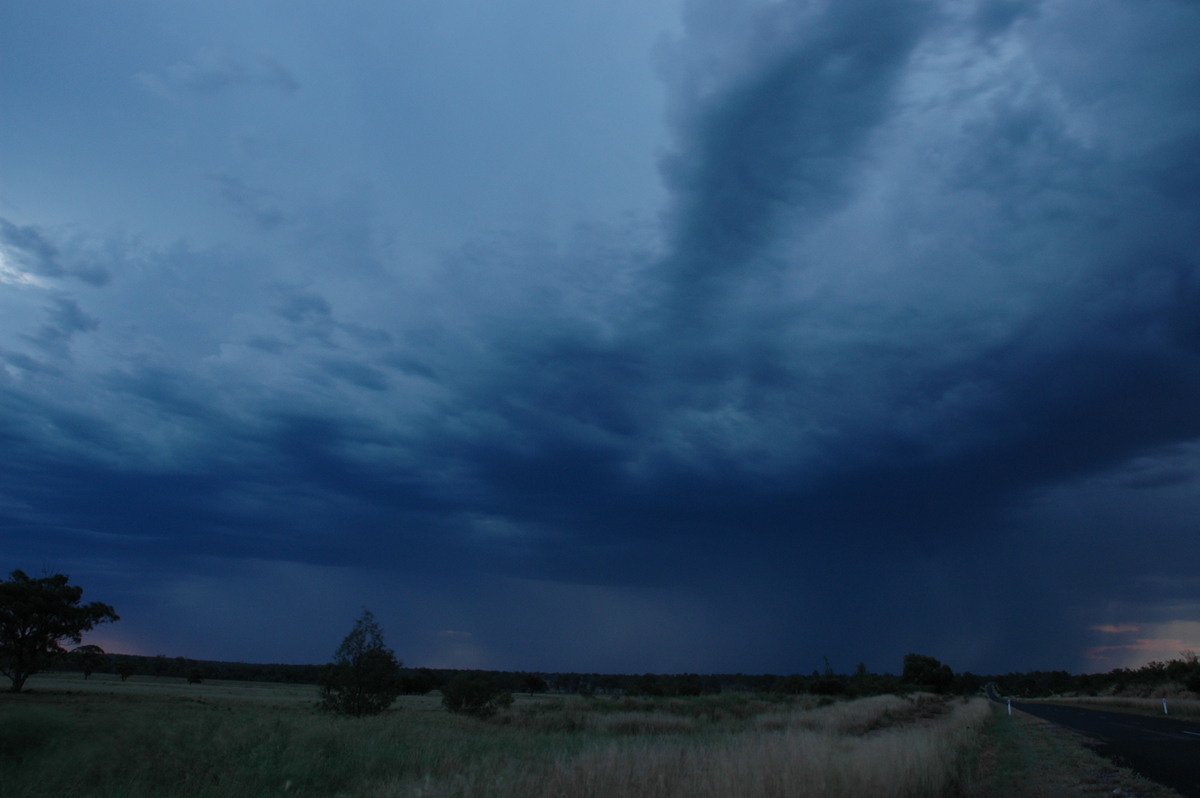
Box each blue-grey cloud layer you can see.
[2,0,1198,673]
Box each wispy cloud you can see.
[22,296,99,356]
[136,48,300,102]
[0,218,109,286]
[211,175,287,230]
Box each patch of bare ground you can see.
[967,706,1183,798]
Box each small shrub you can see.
[442,673,511,718]
[1186,671,1200,694]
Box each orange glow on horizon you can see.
[1089,624,1140,634]
[1083,619,1200,669]
[79,631,151,657]
[1085,637,1188,660]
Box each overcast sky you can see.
[3,0,1199,676]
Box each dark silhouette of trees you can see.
[319,609,402,716]
[441,672,512,717]
[400,667,439,695]
[0,570,119,693]
[71,644,108,679]
[116,659,137,681]
[675,673,705,696]
[902,653,954,693]
[632,673,665,696]
[518,672,549,694]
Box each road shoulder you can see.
[968,704,1183,797]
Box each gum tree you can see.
[0,570,119,693]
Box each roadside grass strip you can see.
[967,704,1183,798]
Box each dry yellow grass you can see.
[755,692,946,734]
[5,675,993,798]
[537,701,987,798]
[416,696,990,798]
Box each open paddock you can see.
[2,675,997,797]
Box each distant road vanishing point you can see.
[987,684,1200,797]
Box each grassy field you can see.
[0,673,1176,797]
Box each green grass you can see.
[2,678,584,797]
[3,674,993,798]
[966,704,1183,798]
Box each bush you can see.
[400,667,438,695]
[902,653,954,694]
[441,672,512,718]
[1186,670,1200,694]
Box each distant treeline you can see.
[48,650,1200,699]
[989,653,1200,698]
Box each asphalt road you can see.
[987,687,1200,797]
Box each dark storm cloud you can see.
[102,365,219,421]
[657,0,934,311]
[0,351,60,377]
[232,0,1200,669]
[0,382,455,584]
[23,296,99,355]
[0,218,62,278]
[321,358,389,392]
[1,217,110,285]
[397,0,1200,667]
[4,0,1200,672]
[973,0,1040,39]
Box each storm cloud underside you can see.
[2,0,1199,673]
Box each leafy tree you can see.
[0,570,119,693]
[400,667,439,695]
[319,609,402,716]
[441,672,512,718]
[71,644,108,679]
[902,653,954,694]
[116,659,137,682]
[518,671,548,694]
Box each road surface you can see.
[988,686,1200,797]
